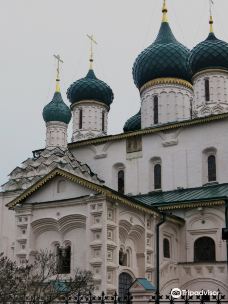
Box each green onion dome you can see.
[189,32,228,76]
[67,69,114,107]
[43,91,72,124]
[123,110,141,132]
[133,10,191,89]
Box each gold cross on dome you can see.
[87,34,97,69]
[53,54,63,92]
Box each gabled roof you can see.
[6,168,159,216]
[134,183,228,210]
[130,278,156,291]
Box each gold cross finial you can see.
[87,34,97,70]
[209,0,214,33]
[162,0,168,23]
[53,54,64,92]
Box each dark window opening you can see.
[57,245,71,274]
[194,237,215,262]
[119,249,127,266]
[154,164,161,190]
[79,109,83,129]
[205,79,210,102]
[208,155,216,182]
[118,170,125,194]
[163,238,170,258]
[102,111,105,132]
[154,96,158,124]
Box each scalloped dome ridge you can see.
[189,32,228,76]
[67,69,114,107]
[133,22,191,89]
[43,92,72,124]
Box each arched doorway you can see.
[118,272,133,300]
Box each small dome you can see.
[123,110,141,132]
[189,32,228,76]
[67,69,114,107]
[43,92,72,124]
[133,22,191,89]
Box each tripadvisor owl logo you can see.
[171,288,182,298]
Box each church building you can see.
[0,0,228,297]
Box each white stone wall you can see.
[71,119,228,195]
[0,190,22,259]
[71,101,108,141]
[46,121,68,149]
[141,84,193,128]
[193,69,228,117]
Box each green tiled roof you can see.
[67,69,114,107]
[133,183,228,208]
[189,32,228,75]
[43,92,72,124]
[132,278,156,291]
[133,22,191,89]
[123,110,141,132]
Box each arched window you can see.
[194,237,215,262]
[102,111,105,132]
[154,95,159,124]
[163,238,170,258]
[118,170,125,194]
[208,155,216,182]
[56,245,71,274]
[119,248,127,266]
[79,109,83,129]
[205,79,210,102]
[126,248,131,267]
[118,272,133,301]
[154,164,161,190]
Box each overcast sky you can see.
[0,0,228,185]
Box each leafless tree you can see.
[0,250,93,303]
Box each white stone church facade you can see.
[0,1,228,297]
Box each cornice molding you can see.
[140,77,193,94]
[193,68,228,80]
[158,200,225,211]
[68,112,228,148]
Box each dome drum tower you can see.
[140,80,193,128]
[189,16,228,118]
[132,0,193,128]
[67,36,114,142]
[45,120,68,149]
[192,69,228,117]
[67,68,113,142]
[42,56,72,150]
[71,99,109,141]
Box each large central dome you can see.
[133,4,191,89]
